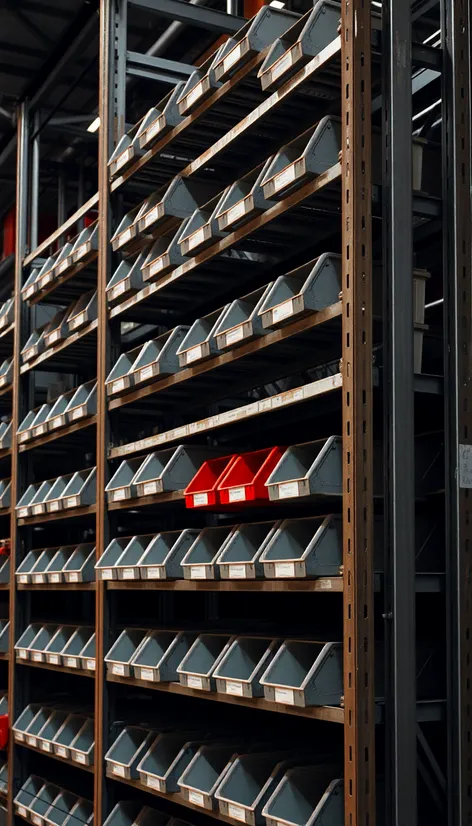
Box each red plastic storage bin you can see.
[0,715,8,749]
[184,454,239,509]
[218,446,286,505]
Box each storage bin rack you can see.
[5,1,468,826]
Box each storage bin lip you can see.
[259,515,332,564]
[177,633,235,678]
[259,639,339,690]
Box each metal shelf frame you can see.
[5,1,471,826]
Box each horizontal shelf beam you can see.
[23,193,99,267]
[127,0,246,33]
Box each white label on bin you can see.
[186,82,204,108]
[33,574,45,583]
[226,325,244,345]
[228,803,247,822]
[146,567,162,579]
[49,330,61,343]
[229,565,246,579]
[187,675,203,689]
[143,481,158,495]
[274,164,296,193]
[32,652,42,661]
[18,650,27,659]
[147,776,162,790]
[32,815,43,825]
[19,575,28,583]
[112,663,125,675]
[274,687,294,705]
[122,568,135,580]
[274,562,295,578]
[223,43,241,75]
[18,807,27,818]
[140,365,154,381]
[50,573,60,583]
[15,732,25,742]
[272,300,293,323]
[57,259,69,274]
[140,668,154,682]
[49,500,60,511]
[193,493,208,506]
[113,764,125,776]
[70,312,86,330]
[229,486,246,503]
[112,378,125,393]
[226,201,246,226]
[101,569,113,580]
[68,572,79,582]
[67,496,79,508]
[272,51,293,81]
[147,119,162,141]
[71,405,85,420]
[66,657,78,668]
[75,244,88,261]
[150,257,166,277]
[188,790,205,807]
[56,746,67,757]
[112,281,127,298]
[48,654,60,664]
[86,659,95,670]
[188,226,206,250]
[32,506,44,516]
[226,680,244,696]
[26,736,37,746]
[120,227,132,246]
[459,444,472,487]
[51,417,63,428]
[186,344,203,364]
[144,206,159,228]
[75,752,86,764]
[34,424,46,435]
[190,566,206,579]
[278,481,299,499]
[41,742,52,752]
[318,579,332,590]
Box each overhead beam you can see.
[128,0,246,33]
[126,51,194,84]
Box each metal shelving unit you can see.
[2,1,471,826]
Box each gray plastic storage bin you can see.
[213,7,296,82]
[260,516,343,579]
[19,707,52,748]
[44,791,77,826]
[29,482,54,518]
[22,260,44,300]
[177,45,225,116]
[111,205,142,252]
[64,797,93,826]
[17,411,37,443]
[15,623,43,660]
[105,726,155,780]
[0,478,10,509]
[261,118,341,201]
[106,352,139,396]
[141,220,190,283]
[0,761,7,795]
[139,529,199,580]
[30,781,61,826]
[0,421,11,450]
[114,536,152,581]
[16,550,42,584]
[108,108,156,177]
[181,527,234,581]
[53,714,87,759]
[0,621,9,653]
[177,190,230,258]
[0,298,13,331]
[127,327,188,386]
[53,242,74,277]
[266,437,342,501]
[178,743,237,810]
[134,446,215,498]
[262,767,343,826]
[0,557,9,585]
[137,732,203,793]
[107,256,146,305]
[105,628,149,677]
[96,538,132,580]
[61,468,96,509]
[217,521,280,580]
[69,718,94,766]
[44,307,70,348]
[0,358,12,387]
[259,255,342,329]
[135,807,169,826]
[133,630,195,683]
[21,328,46,362]
[36,711,69,754]
[71,222,99,264]
[12,704,42,743]
[215,752,294,826]
[44,626,77,666]
[46,392,72,431]
[214,637,280,699]
[30,548,58,583]
[177,634,234,691]
[45,475,74,513]
[28,625,59,663]
[102,802,142,826]
[62,626,95,670]
[176,310,225,367]
[14,775,45,820]
[16,483,40,518]
[79,632,96,672]
[259,640,342,707]
[137,177,216,238]
[138,83,185,150]
[258,2,341,91]
[63,545,95,583]
[214,286,273,351]
[105,460,142,503]
[46,547,73,584]
[65,381,97,423]
[30,404,52,439]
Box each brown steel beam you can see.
[341,1,376,825]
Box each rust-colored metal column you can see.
[341,0,376,824]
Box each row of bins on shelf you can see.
[105,630,342,707]
[21,291,97,366]
[14,777,93,826]
[16,544,95,585]
[15,625,95,672]
[16,468,96,518]
[22,223,98,302]
[105,726,342,825]
[18,382,96,443]
[105,438,342,508]
[96,516,342,582]
[13,706,93,765]
[104,804,191,826]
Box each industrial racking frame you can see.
[2,1,471,825]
